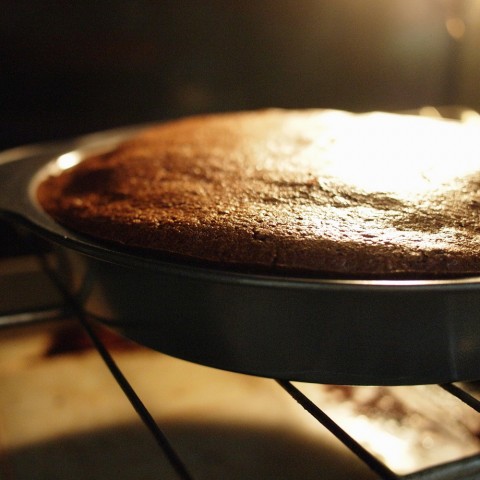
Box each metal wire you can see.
[276,379,399,480]
[76,312,195,480]
[402,453,480,480]
[0,306,67,329]
[35,251,196,480]
[440,383,480,413]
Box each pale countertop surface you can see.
[2,318,480,479]
[0,318,378,480]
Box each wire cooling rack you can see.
[2,247,480,480]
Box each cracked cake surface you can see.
[37,109,480,278]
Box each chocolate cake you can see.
[37,109,480,278]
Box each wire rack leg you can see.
[35,250,195,480]
[77,313,195,480]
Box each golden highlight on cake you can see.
[37,109,480,278]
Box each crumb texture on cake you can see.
[37,109,480,278]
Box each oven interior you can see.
[2,224,480,479]
[3,1,480,478]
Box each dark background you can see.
[1,0,480,255]
[2,0,479,150]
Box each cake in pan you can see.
[37,109,480,278]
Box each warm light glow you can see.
[296,384,480,476]
[341,414,417,472]
[57,151,82,170]
[310,112,480,197]
[445,16,466,40]
[418,106,442,118]
[460,109,480,124]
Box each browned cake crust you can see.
[37,109,480,278]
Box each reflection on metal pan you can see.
[2,115,480,386]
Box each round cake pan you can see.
[2,125,480,386]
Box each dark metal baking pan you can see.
[2,119,480,386]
